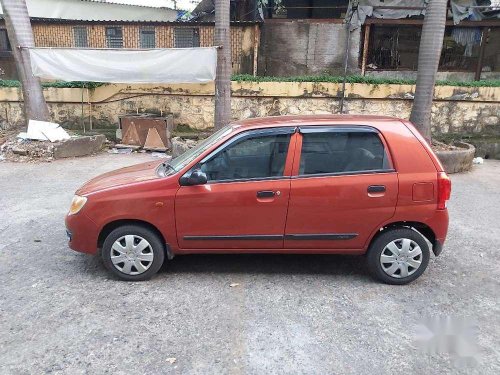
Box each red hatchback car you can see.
[65,115,450,284]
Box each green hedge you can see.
[232,74,500,87]
[0,80,105,88]
[1,75,499,88]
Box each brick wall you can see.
[27,22,258,74]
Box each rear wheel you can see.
[102,225,165,281]
[367,228,430,285]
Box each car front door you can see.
[284,126,398,250]
[175,127,297,250]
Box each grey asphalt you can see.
[0,154,499,375]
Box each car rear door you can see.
[175,127,297,250]
[284,126,398,250]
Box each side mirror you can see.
[180,169,208,186]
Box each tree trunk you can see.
[1,0,50,126]
[214,0,231,130]
[409,0,448,144]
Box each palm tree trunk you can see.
[214,0,231,130]
[409,0,448,144]
[1,0,50,126]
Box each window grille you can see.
[73,26,88,48]
[106,27,123,48]
[140,26,156,48]
[174,28,200,48]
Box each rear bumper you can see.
[433,239,444,256]
[429,209,448,257]
[65,212,99,255]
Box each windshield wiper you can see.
[162,162,174,172]
[157,162,175,177]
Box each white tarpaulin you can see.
[29,47,217,83]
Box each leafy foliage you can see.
[231,74,500,87]
[1,77,498,88]
[0,80,105,88]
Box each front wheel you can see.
[367,228,430,285]
[102,225,165,281]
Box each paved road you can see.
[0,154,499,374]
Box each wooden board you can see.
[121,123,141,146]
[143,128,167,151]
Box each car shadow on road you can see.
[163,253,369,278]
[74,253,370,280]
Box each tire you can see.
[102,225,165,281]
[367,228,430,285]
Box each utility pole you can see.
[214,0,231,130]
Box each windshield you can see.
[163,125,234,176]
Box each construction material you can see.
[119,114,173,149]
[17,120,70,142]
[143,128,167,152]
[121,123,142,146]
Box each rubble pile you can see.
[172,136,198,157]
[0,136,58,162]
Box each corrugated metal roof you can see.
[79,0,175,10]
[0,0,179,22]
[0,16,260,26]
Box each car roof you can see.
[231,115,403,129]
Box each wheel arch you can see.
[98,219,173,259]
[368,221,438,255]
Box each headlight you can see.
[68,195,87,215]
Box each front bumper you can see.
[65,212,99,255]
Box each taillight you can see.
[437,172,451,210]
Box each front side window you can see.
[200,132,291,182]
[299,129,390,175]
[106,27,123,48]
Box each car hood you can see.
[77,160,163,195]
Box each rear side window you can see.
[201,133,291,182]
[299,130,391,175]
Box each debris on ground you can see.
[172,136,198,157]
[1,137,57,162]
[165,357,177,364]
[0,129,17,145]
[1,131,106,162]
[114,144,141,151]
[151,152,172,160]
[108,147,133,154]
[473,157,484,164]
[1,123,203,162]
[229,283,240,288]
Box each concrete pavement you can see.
[0,154,498,374]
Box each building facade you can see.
[0,0,260,80]
[258,0,500,81]
[0,19,260,79]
